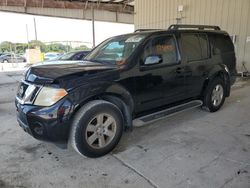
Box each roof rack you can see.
[168,24,221,31]
[134,29,163,33]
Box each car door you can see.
[179,33,210,98]
[16,55,24,63]
[134,34,187,113]
[6,54,12,63]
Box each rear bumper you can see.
[230,75,236,85]
[15,97,74,143]
[230,69,237,85]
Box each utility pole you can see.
[26,24,30,46]
[26,24,30,64]
[26,24,29,43]
[92,7,96,48]
[34,17,38,41]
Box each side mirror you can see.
[144,55,162,65]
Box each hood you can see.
[32,60,84,66]
[25,61,118,84]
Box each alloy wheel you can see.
[85,113,117,149]
[211,84,224,107]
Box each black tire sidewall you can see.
[72,101,124,158]
[204,77,226,112]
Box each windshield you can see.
[58,52,76,60]
[85,34,147,64]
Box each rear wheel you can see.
[70,100,124,158]
[202,77,226,112]
[3,59,8,63]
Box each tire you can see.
[202,77,226,112]
[3,59,8,63]
[70,100,124,158]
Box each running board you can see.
[133,100,203,127]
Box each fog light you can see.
[33,124,44,135]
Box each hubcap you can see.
[211,84,224,107]
[85,113,117,149]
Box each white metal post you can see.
[92,7,96,48]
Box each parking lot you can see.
[0,71,249,188]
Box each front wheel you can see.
[70,100,124,158]
[202,77,226,112]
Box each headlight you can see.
[34,87,68,106]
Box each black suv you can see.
[15,25,237,158]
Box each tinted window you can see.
[199,34,209,59]
[181,34,202,61]
[210,34,234,54]
[143,35,177,65]
[59,52,76,60]
[181,34,210,61]
[71,52,86,60]
[73,53,86,60]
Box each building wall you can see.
[134,0,250,71]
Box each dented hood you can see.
[25,61,118,84]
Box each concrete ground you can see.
[0,71,249,188]
[0,63,27,72]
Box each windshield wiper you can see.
[88,59,115,65]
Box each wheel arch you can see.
[72,84,134,131]
[201,65,231,98]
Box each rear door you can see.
[179,33,210,97]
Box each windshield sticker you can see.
[125,35,144,43]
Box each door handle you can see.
[203,71,209,76]
[176,67,192,76]
[176,67,185,74]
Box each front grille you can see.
[17,82,29,99]
[16,81,41,104]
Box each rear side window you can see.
[199,34,209,59]
[181,34,209,62]
[209,34,234,54]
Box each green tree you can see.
[74,45,91,51]
[0,41,89,54]
[0,41,13,53]
[15,43,28,54]
[29,40,46,52]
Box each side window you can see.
[210,34,234,55]
[73,53,85,60]
[181,34,210,61]
[142,35,177,65]
[198,34,209,59]
[181,34,202,61]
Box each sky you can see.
[0,12,134,47]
